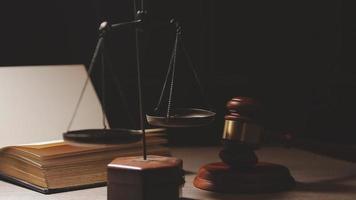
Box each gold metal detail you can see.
[222,120,262,145]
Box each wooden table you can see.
[2,146,356,200]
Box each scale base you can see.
[107,155,184,200]
[194,162,295,193]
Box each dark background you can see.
[1,0,356,145]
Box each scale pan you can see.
[63,129,142,144]
[147,108,215,128]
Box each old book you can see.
[0,131,169,194]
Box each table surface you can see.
[2,146,356,200]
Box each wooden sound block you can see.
[194,162,295,193]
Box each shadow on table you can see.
[181,174,356,200]
[184,170,196,175]
[205,192,290,200]
[296,174,356,194]
[180,198,200,200]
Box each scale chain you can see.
[179,36,212,110]
[166,30,180,118]
[101,47,108,129]
[154,37,177,112]
[155,24,212,115]
[66,37,105,132]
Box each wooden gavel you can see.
[220,97,263,167]
[194,96,295,193]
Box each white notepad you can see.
[0,64,107,148]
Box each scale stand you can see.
[63,3,215,199]
[64,5,215,156]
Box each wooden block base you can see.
[194,162,295,193]
[108,155,184,200]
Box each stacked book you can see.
[0,129,169,194]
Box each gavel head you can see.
[222,97,263,148]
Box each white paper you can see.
[0,65,108,148]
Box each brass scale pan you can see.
[63,129,142,144]
[146,108,215,128]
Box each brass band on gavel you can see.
[223,119,262,145]
[222,97,263,146]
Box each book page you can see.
[0,65,108,148]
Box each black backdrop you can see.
[1,0,356,144]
